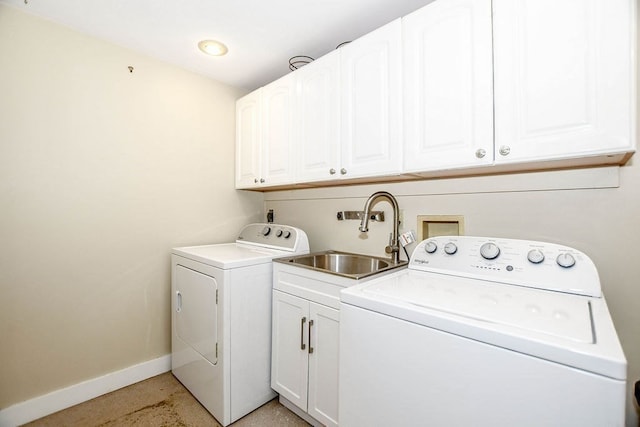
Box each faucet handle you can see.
[385,233,399,256]
[385,233,395,253]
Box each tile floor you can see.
[24,373,310,426]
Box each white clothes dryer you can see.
[171,223,309,426]
[340,236,626,427]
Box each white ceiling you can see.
[1,0,433,90]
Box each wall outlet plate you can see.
[400,230,416,247]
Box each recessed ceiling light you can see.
[198,40,228,56]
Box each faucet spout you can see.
[359,191,401,264]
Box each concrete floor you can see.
[24,373,310,426]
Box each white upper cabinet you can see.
[296,50,341,183]
[235,90,262,189]
[493,0,635,163]
[261,73,296,185]
[340,19,403,179]
[403,0,494,172]
[235,73,296,189]
[236,0,635,190]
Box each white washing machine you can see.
[340,236,627,427]
[171,223,309,426]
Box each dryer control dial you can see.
[261,226,271,236]
[480,242,500,260]
[556,253,576,268]
[283,230,291,239]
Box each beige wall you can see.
[0,5,263,408]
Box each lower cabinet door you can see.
[307,303,340,427]
[271,290,309,410]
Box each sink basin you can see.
[275,250,407,280]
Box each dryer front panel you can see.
[175,264,218,365]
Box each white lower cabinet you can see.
[272,289,340,427]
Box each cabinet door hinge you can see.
[216,342,218,358]
[216,289,218,304]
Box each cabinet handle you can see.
[340,168,347,175]
[260,178,265,183]
[308,319,314,354]
[254,178,259,183]
[329,168,336,175]
[300,317,306,350]
[475,148,486,159]
[499,145,511,156]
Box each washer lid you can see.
[341,270,626,380]
[172,243,292,269]
[358,270,593,342]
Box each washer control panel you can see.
[236,223,309,252]
[410,236,600,297]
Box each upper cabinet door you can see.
[493,0,635,163]
[261,73,296,185]
[235,90,262,189]
[340,19,403,179]
[403,0,494,172]
[296,50,341,182]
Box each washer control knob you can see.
[276,229,283,237]
[556,252,576,268]
[480,242,500,260]
[424,241,438,254]
[283,230,292,239]
[444,242,458,255]
[261,226,271,236]
[527,249,545,264]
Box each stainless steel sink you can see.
[274,250,407,280]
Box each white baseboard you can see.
[0,354,171,427]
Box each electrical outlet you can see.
[400,230,416,247]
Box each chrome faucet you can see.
[359,191,400,264]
